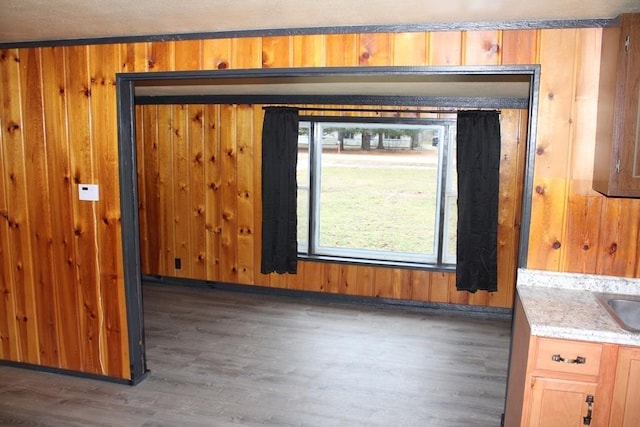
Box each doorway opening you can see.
[116,65,540,383]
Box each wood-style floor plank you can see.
[0,283,512,426]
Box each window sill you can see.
[297,254,456,272]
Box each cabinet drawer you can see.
[534,337,602,377]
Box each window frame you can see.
[297,114,457,270]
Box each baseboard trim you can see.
[142,274,513,320]
[0,360,149,386]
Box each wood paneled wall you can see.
[1,26,636,379]
[136,104,527,310]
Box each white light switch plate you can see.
[78,184,99,201]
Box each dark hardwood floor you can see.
[0,283,512,426]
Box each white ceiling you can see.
[2,0,640,45]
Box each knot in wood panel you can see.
[7,122,20,134]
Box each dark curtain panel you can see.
[261,107,299,274]
[456,110,501,293]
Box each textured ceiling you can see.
[2,0,640,44]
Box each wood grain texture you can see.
[41,46,83,371]
[20,47,60,369]
[137,102,525,309]
[2,48,40,366]
[188,105,207,280]
[0,49,20,362]
[65,45,100,374]
[325,34,359,67]
[89,43,129,378]
[172,105,191,278]
[0,282,512,426]
[1,26,638,380]
[392,32,428,66]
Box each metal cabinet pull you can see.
[583,395,594,425]
[551,354,586,364]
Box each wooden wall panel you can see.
[65,45,101,374]
[527,29,578,271]
[219,105,239,283]
[41,46,83,371]
[20,48,60,368]
[175,40,202,71]
[236,104,256,284]
[462,31,502,65]
[293,35,326,67]
[1,48,40,365]
[157,106,175,276]
[137,101,526,310]
[189,105,207,279]
[392,33,428,66]
[204,105,222,279]
[429,32,462,65]
[135,105,149,273]
[262,36,292,68]
[2,25,637,379]
[0,49,20,361]
[562,29,604,273]
[202,39,231,70]
[231,38,262,69]
[325,35,358,67]
[89,43,129,378]
[121,43,148,73]
[359,34,391,66]
[492,110,528,308]
[501,30,538,64]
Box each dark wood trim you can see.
[0,359,148,386]
[0,18,613,49]
[517,65,541,269]
[116,76,148,384]
[142,275,513,319]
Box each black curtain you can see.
[456,110,501,292]
[261,107,299,274]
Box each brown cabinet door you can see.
[528,377,597,427]
[616,14,640,194]
[593,13,640,197]
[610,347,640,427]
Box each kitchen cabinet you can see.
[504,296,616,426]
[593,13,640,197]
[528,378,597,427]
[610,346,640,426]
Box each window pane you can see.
[443,128,457,264]
[297,123,310,253]
[315,122,442,262]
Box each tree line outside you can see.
[298,126,439,151]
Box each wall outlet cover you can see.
[79,184,99,201]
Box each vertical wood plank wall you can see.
[136,104,527,310]
[0,26,635,379]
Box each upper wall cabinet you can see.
[593,13,640,197]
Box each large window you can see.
[297,116,457,267]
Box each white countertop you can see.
[517,269,640,346]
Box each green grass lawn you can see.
[297,158,454,255]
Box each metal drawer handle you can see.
[552,354,586,364]
[583,395,594,425]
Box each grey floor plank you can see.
[0,283,512,426]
